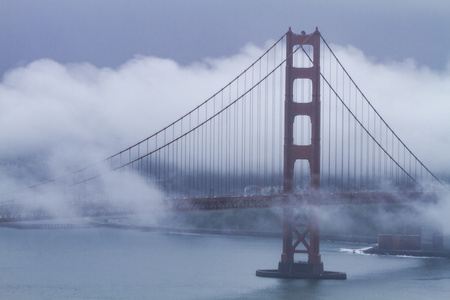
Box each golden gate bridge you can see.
[0,28,446,279]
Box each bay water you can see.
[1,225,450,299]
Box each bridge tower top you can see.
[283,28,321,194]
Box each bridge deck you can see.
[0,192,435,223]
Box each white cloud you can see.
[0,43,266,215]
[330,44,450,175]
[0,41,449,203]
[0,48,259,164]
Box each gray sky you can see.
[1,0,450,76]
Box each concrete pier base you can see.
[256,262,346,279]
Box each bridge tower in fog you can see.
[256,28,346,279]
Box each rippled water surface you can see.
[1,226,450,299]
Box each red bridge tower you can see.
[256,28,346,279]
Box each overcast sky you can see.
[1,0,449,189]
[1,0,450,75]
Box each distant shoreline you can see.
[0,221,378,244]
